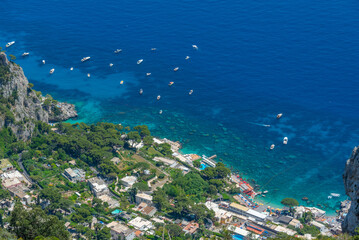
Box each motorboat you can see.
[283,137,288,145]
[6,41,15,47]
[270,144,275,150]
[139,89,143,95]
[49,68,55,74]
[277,113,283,119]
[263,190,269,194]
[151,48,157,51]
[331,193,340,197]
[146,73,151,76]
[109,63,113,67]
[120,80,124,84]
[137,59,143,64]
[22,52,29,57]
[192,44,198,50]
[81,56,91,62]
[114,49,122,53]
[189,89,193,95]
[173,67,179,72]
[70,67,74,71]
[157,95,161,100]
[87,73,91,78]
[42,60,46,64]
[185,56,190,60]
[168,82,174,86]
[328,196,332,199]
[159,110,163,114]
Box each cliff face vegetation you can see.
[0,52,77,140]
[343,146,359,234]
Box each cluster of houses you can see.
[0,159,32,205]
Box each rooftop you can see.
[230,202,249,212]
[136,192,153,201]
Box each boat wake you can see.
[247,122,271,128]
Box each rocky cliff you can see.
[343,146,359,234]
[0,52,77,139]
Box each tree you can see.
[166,224,183,238]
[9,205,69,240]
[95,224,111,240]
[281,198,299,208]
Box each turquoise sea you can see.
[1,0,359,213]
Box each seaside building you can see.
[202,155,216,167]
[228,202,249,216]
[205,201,233,224]
[135,193,153,206]
[107,221,135,240]
[121,176,137,188]
[88,177,109,197]
[247,209,267,222]
[310,221,326,232]
[63,168,85,183]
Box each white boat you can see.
[159,110,163,114]
[173,67,179,72]
[114,49,122,53]
[70,67,74,71]
[331,193,340,197]
[263,190,269,194]
[168,82,174,86]
[6,41,15,48]
[146,73,151,76]
[157,95,161,100]
[185,56,190,60]
[270,144,275,150]
[189,89,193,95]
[277,113,283,119]
[42,60,46,64]
[22,52,30,57]
[328,196,332,199]
[109,63,113,67]
[120,80,124,85]
[137,59,143,64]
[81,56,91,62]
[87,73,91,78]
[139,89,143,95]
[192,44,198,50]
[283,137,288,145]
[151,48,157,51]
[49,68,55,74]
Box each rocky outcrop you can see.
[0,52,77,139]
[343,146,359,234]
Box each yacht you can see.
[168,82,174,86]
[139,89,143,95]
[114,49,122,53]
[49,68,55,74]
[137,59,143,64]
[277,113,283,119]
[42,60,46,64]
[22,52,30,57]
[173,67,179,72]
[328,196,332,199]
[81,56,91,62]
[157,95,161,100]
[6,41,15,48]
[146,73,151,76]
[109,63,113,67]
[151,48,157,51]
[189,90,193,95]
[192,44,198,50]
[87,73,91,78]
[159,110,163,114]
[70,67,74,71]
[283,137,288,145]
[120,80,124,84]
[185,56,190,60]
[270,144,275,150]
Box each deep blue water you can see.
[1,0,359,213]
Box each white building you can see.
[136,193,153,205]
[88,177,109,197]
[121,176,137,188]
[107,221,135,240]
[128,217,153,231]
